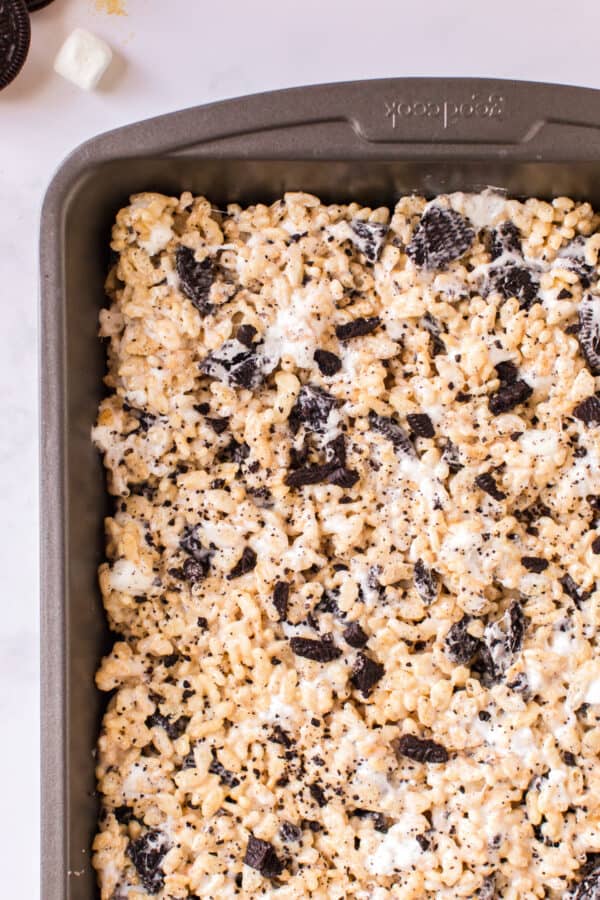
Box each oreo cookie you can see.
[0,0,31,90]
[26,0,55,10]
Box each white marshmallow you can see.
[53,28,113,91]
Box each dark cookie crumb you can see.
[490,221,522,260]
[206,416,230,434]
[289,384,338,434]
[175,246,214,316]
[350,653,384,696]
[393,734,449,764]
[279,821,302,843]
[413,559,439,604]
[145,712,190,740]
[444,615,482,665]
[475,471,506,501]
[489,265,539,309]
[236,323,258,347]
[349,219,388,263]
[488,379,533,415]
[335,317,381,341]
[407,413,435,438]
[314,348,342,376]
[273,581,290,621]
[407,206,474,271]
[126,830,170,894]
[227,547,257,579]
[350,808,390,833]
[343,622,369,648]
[208,750,240,787]
[560,574,591,609]
[308,781,328,807]
[521,556,549,573]
[290,636,342,662]
[243,835,283,878]
[578,295,600,374]
[369,411,415,456]
[573,394,600,425]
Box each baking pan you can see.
[40,77,600,899]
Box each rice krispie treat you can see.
[92,188,600,899]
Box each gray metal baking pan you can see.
[40,77,600,899]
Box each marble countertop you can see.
[4,0,600,893]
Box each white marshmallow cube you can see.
[54,28,113,91]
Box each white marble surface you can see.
[4,0,600,894]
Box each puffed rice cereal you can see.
[92,189,600,899]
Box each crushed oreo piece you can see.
[335,316,381,341]
[180,556,210,584]
[206,416,230,434]
[180,526,213,569]
[475,601,527,686]
[145,712,190,740]
[423,312,447,356]
[349,219,388,263]
[327,466,360,488]
[488,378,533,415]
[407,206,474,271]
[521,556,548,573]
[573,394,600,425]
[490,221,521,260]
[227,547,257,579]
[127,830,170,894]
[314,348,342,376]
[246,486,273,508]
[285,462,336,488]
[578,294,600,374]
[350,809,390,833]
[209,750,240,787]
[324,438,347,474]
[279,821,302,843]
[270,724,292,748]
[413,559,439,604]
[273,581,290,621]
[369,411,415,456]
[475,471,506,501]
[444,615,482,665]
[236,323,258,347]
[477,876,497,900]
[315,589,344,618]
[567,856,600,900]
[350,653,384,696]
[175,246,215,316]
[514,499,552,527]
[200,339,264,390]
[114,805,134,825]
[308,781,327,807]
[495,360,518,385]
[343,622,368,648]
[407,412,435,438]
[124,405,157,433]
[243,835,283,878]
[556,238,595,288]
[216,438,250,466]
[289,384,338,434]
[290,636,342,662]
[442,439,463,472]
[489,265,539,308]
[560,574,590,609]
[393,733,449,764]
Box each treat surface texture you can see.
[92,189,600,899]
